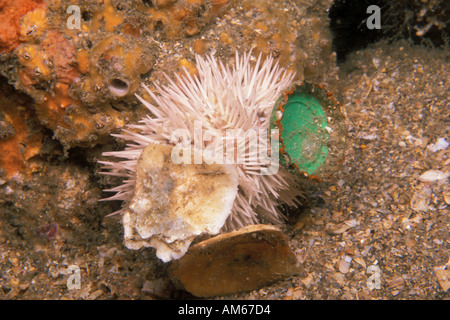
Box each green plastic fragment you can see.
[272,89,329,175]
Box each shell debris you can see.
[122,143,238,262]
[169,224,298,297]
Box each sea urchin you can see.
[99,51,303,261]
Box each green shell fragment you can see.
[270,82,341,176]
[279,91,329,174]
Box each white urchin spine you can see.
[100,51,302,230]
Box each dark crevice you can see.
[142,0,154,8]
[329,0,450,63]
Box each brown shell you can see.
[169,224,299,297]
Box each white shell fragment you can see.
[123,144,238,262]
[418,170,450,183]
[434,258,450,292]
[326,219,359,235]
[339,255,353,274]
[427,138,449,153]
[410,184,432,212]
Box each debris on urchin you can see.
[99,51,303,261]
[122,143,238,262]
